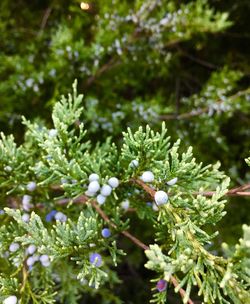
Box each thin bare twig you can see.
[177,46,217,70]
[40,7,53,31]
[197,183,250,197]
[159,88,250,121]
[86,57,120,87]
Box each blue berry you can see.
[156,279,167,292]
[101,228,111,238]
[45,210,57,222]
[89,252,102,267]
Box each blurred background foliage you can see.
[0,0,250,302]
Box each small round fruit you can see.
[154,191,168,205]
[3,295,18,304]
[26,181,37,191]
[89,253,102,267]
[97,194,106,205]
[156,279,167,292]
[140,171,154,183]
[108,177,119,188]
[89,173,99,182]
[88,181,100,193]
[101,228,111,238]
[100,184,112,196]
[167,177,178,186]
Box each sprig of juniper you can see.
[0,81,249,303]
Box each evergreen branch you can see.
[159,88,250,120]
[57,194,194,303]
[90,201,194,304]
[133,179,249,303]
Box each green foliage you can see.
[0,0,250,303]
[0,84,249,303]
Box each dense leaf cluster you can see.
[0,84,249,303]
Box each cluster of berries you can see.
[25,245,50,268]
[87,228,111,269]
[45,210,67,222]
[8,242,50,269]
[22,181,37,211]
[85,173,119,205]
[140,170,178,209]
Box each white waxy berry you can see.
[140,171,154,183]
[85,190,95,197]
[3,296,18,304]
[108,177,119,188]
[88,181,100,193]
[27,256,36,267]
[13,257,20,267]
[167,177,178,186]
[9,243,20,252]
[89,173,99,182]
[22,195,32,211]
[97,194,106,205]
[100,184,112,196]
[4,166,12,172]
[26,181,37,191]
[48,129,57,137]
[121,199,130,210]
[22,213,30,223]
[154,191,168,205]
[41,260,50,267]
[129,159,139,168]
[27,244,36,255]
[54,212,67,222]
[40,254,49,263]
[40,255,50,267]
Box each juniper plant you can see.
[0,82,249,303]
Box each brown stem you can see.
[56,193,193,303]
[159,88,250,121]
[40,7,52,31]
[196,183,250,197]
[86,57,120,87]
[91,200,148,251]
[90,200,193,304]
